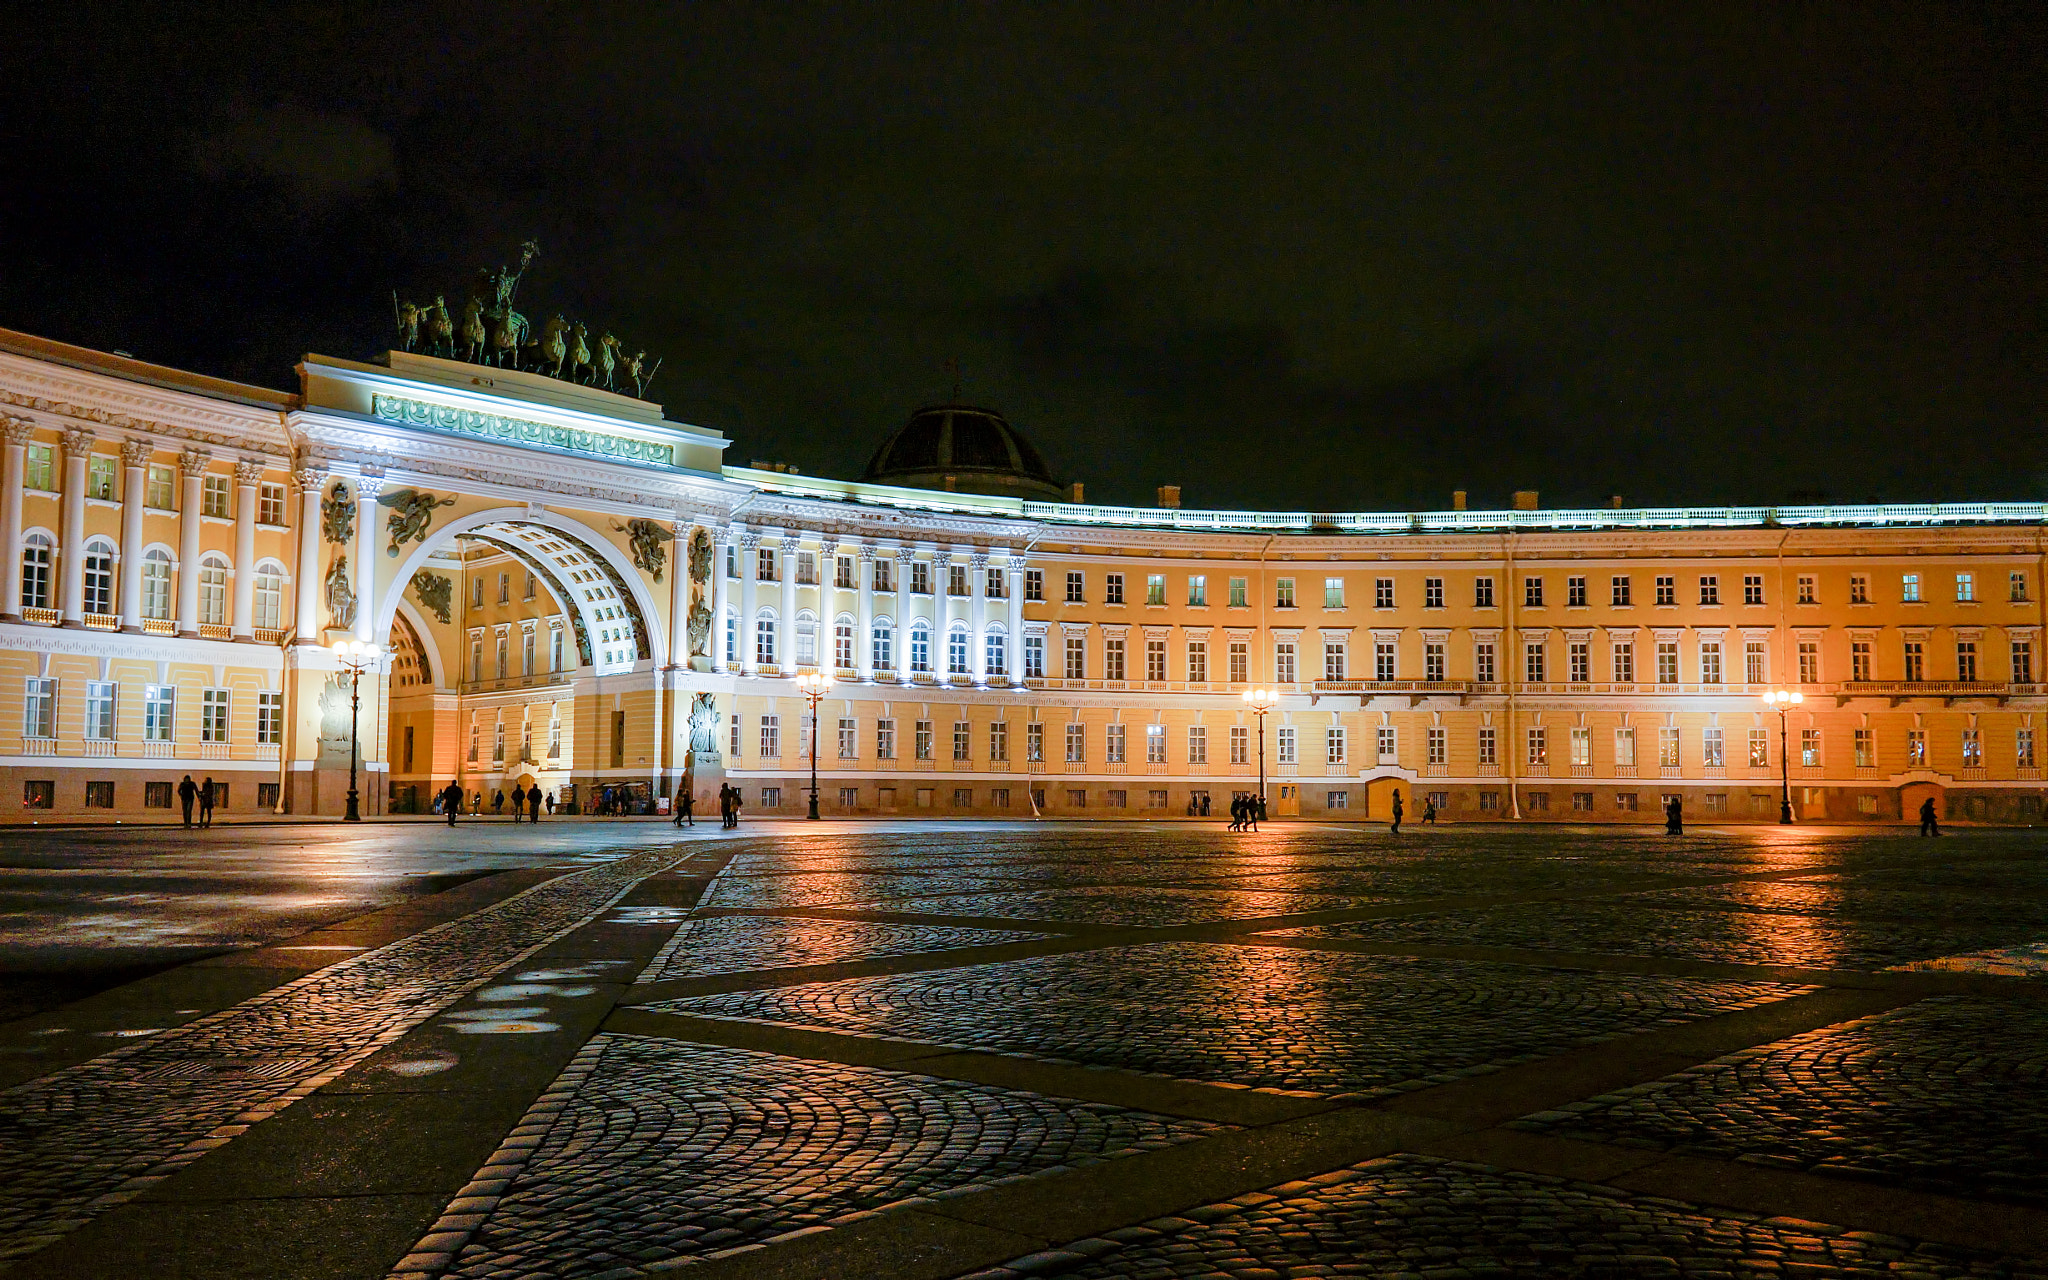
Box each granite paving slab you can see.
[848,885,1376,926]
[637,914,1049,982]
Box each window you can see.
[1024,568,1043,601]
[1655,575,1676,606]
[494,571,510,605]
[1146,637,1167,681]
[837,716,857,759]
[1275,578,1296,608]
[838,787,859,808]
[520,629,535,675]
[1063,722,1086,763]
[1842,573,1868,605]
[2019,728,2036,769]
[79,680,116,741]
[1902,573,1921,603]
[1526,791,1550,813]
[1229,576,1248,607]
[1526,727,1547,766]
[1065,789,1086,808]
[910,561,930,595]
[21,444,53,490]
[1903,640,1924,682]
[144,685,174,741]
[1524,641,1545,683]
[1065,570,1085,603]
[1365,578,1390,610]
[1028,722,1047,762]
[1275,641,1297,684]
[492,634,508,679]
[871,623,893,671]
[22,781,52,810]
[253,690,281,745]
[835,618,855,669]
[1743,575,1765,605]
[250,566,282,630]
[757,616,780,667]
[1474,641,1495,684]
[990,721,1009,761]
[1424,577,1444,609]
[1187,640,1208,683]
[2015,641,2034,685]
[1567,576,1586,608]
[23,677,54,739]
[551,628,566,672]
[146,463,174,508]
[2012,572,2030,603]
[793,614,817,667]
[1474,577,1495,608]
[1228,641,1248,683]
[1105,573,1124,605]
[1699,576,1720,606]
[1106,723,1126,764]
[1323,638,1348,681]
[1479,726,1497,765]
[470,577,485,610]
[1854,728,1875,768]
[1064,633,1086,679]
[794,550,816,585]
[1428,726,1446,765]
[1376,724,1396,762]
[1699,641,1722,685]
[898,623,925,673]
[1852,640,1872,681]
[1797,642,1818,684]
[1145,723,1167,763]
[1524,577,1544,608]
[876,719,896,759]
[21,533,52,610]
[1748,728,1769,768]
[756,546,776,580]
[1657,641,1678,684]
[1324,577,1346,609]
[1231,725,1249,764]
[1023,634,1045,678]
[1802,729,1822,768]
[1277,726,1297,765]
[1956,573,1975,603]
[1572,791,1594,812]
[201,474,229,517]
[1611,576,1632,607]
[1105,635,1126,681]
[947,626,969,675]
[1703,726,1724,767]
[1658,726,1680,768]
[141,548,172,619]
[1326,726,1347,765]
[201,688,229,743]
[198,555,229,626]
[254,481,285,525]
[948,563,968,597]
[870,558,892,593]
[1146,574,1166,605]
[145,781,172,808]
[1424,642,1445,682]
[986,631,1007,676]
[1908,729,1927,766]
[1797,575,1817,604]
[87,454,117,500]
[1614,726,1636,767]
[1327,790,1349,810]
[1568,641,1589,683]
[83,540,114,615]
[1612,642,1634,683]
[1478,790,1500,811]
[1187,726,1206,764]
[913,720,933,760]
[493,715,505,761]
[1375,639,1396,681]
[1957,640,1978,682]
[1188,575,1206,607]
[1146,789,1167,809]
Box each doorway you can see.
[1274,783,1300,817]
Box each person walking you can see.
[177,775,197,828]
[674,785,694,828]
[491,789,505,816]
[198,777,216,828]
[509,783,526,823]
[1665,794,1684,836]
[1250,794,1263,832]
[728,785,742,827]
[470,792,481,817]
[1389,789,1404,835]
[545,790,556,815]
[1228,794,1242,832]
[528,785,543,823]
[1920,797,1941,836]
[1421,798,1438,825]
[440,780,463,826]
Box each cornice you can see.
[0,623,287,666]
[0,353,291,457]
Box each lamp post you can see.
[1762,688,1804,825]
[1243,687,1279,815]
[331,639,380,822]
[796,669,832,820]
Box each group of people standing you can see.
[176,775,217,828]
[668,783,743,828]
[434,782,551,824]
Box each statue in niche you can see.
[687,528,712,585]
[378,488,457,556]
[325,555,357,631]
[411,570,452,625]
[687,692,721,755]
[321,480,354,545]
[315,674,354,763]
[613,518,671,581]
[687,598,712,658]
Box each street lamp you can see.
[1762,688,1804,825]
[1242,687,1280,817]
[331,639,380,822]
[795,669,833,820]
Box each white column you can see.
[711,527,733,671]
[175,447,210,636]
[1006,555,1025,682]
[737,531,760,675]
[119,438,150,632]
[934,548,957,678]
[353,473,382,642]
[856,545,876,681]
[667,515,691,670]
[232,458,262,640]
[293,467,324,642]
[895,546,916,683]
[0,417,30,622]
[816,537,838,670]
[969,550,989,684]
[779,533,799,670]
[58,429,93,626]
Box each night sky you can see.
[1,4,2041,511]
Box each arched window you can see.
[871,617,894,672]
[985,623,1008,677]
[723,608,737,664]
[142,548,172,619]
[909,623,932,674]
[21,533,53,610]
[253,563,284,630]
[834,614,855,670]
[83,538,116,616]
[947,622,970,675]
[756,609,778,666]
[198,554,229,626]
[794,609,817,667]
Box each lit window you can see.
[198,555,229,626]
[1901,573,1921,603]
[1146,574,1166,605]
[1275,578,1296,609]
[201,688,230,743]
[23,677,54,739]
[201,474,230,518]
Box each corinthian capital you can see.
[120,437,154,467]
[354,473,386,501]
[2,416,34,447]
[178,447,212,477]
[62,428,97,458]
[291,465,326,493]
[234,458,266,487]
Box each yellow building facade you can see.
[2,326,2043,824]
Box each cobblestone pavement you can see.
[637,915,1049,982]
[0,847,684,1263]
[395,1033,1226,1279]
[858,885,1381,926]
[1512,997,2048,1205]
[958,1154,2048,1279]
[649,943,1804,1096]
[1277,900,2048,970]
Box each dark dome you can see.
[861,404,1063,500]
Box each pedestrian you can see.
[199,777,216,828]
[177,774,197,828]
[528,785,543,823]
[509,783,526,822]
[1228,795,1242,832]
[545,790,556,815]
[674,785,694,828]
[728,785,742,827]
[470,792,481,816]
[1422,798,1438,825]
[1920,797,1940,837]
[440,780,463,826]
[492,789,504,816]
[1199,792,1210,818]
[1665,794,1684,836]
[1251,794,1263,831]
[1390,789,1403,835]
